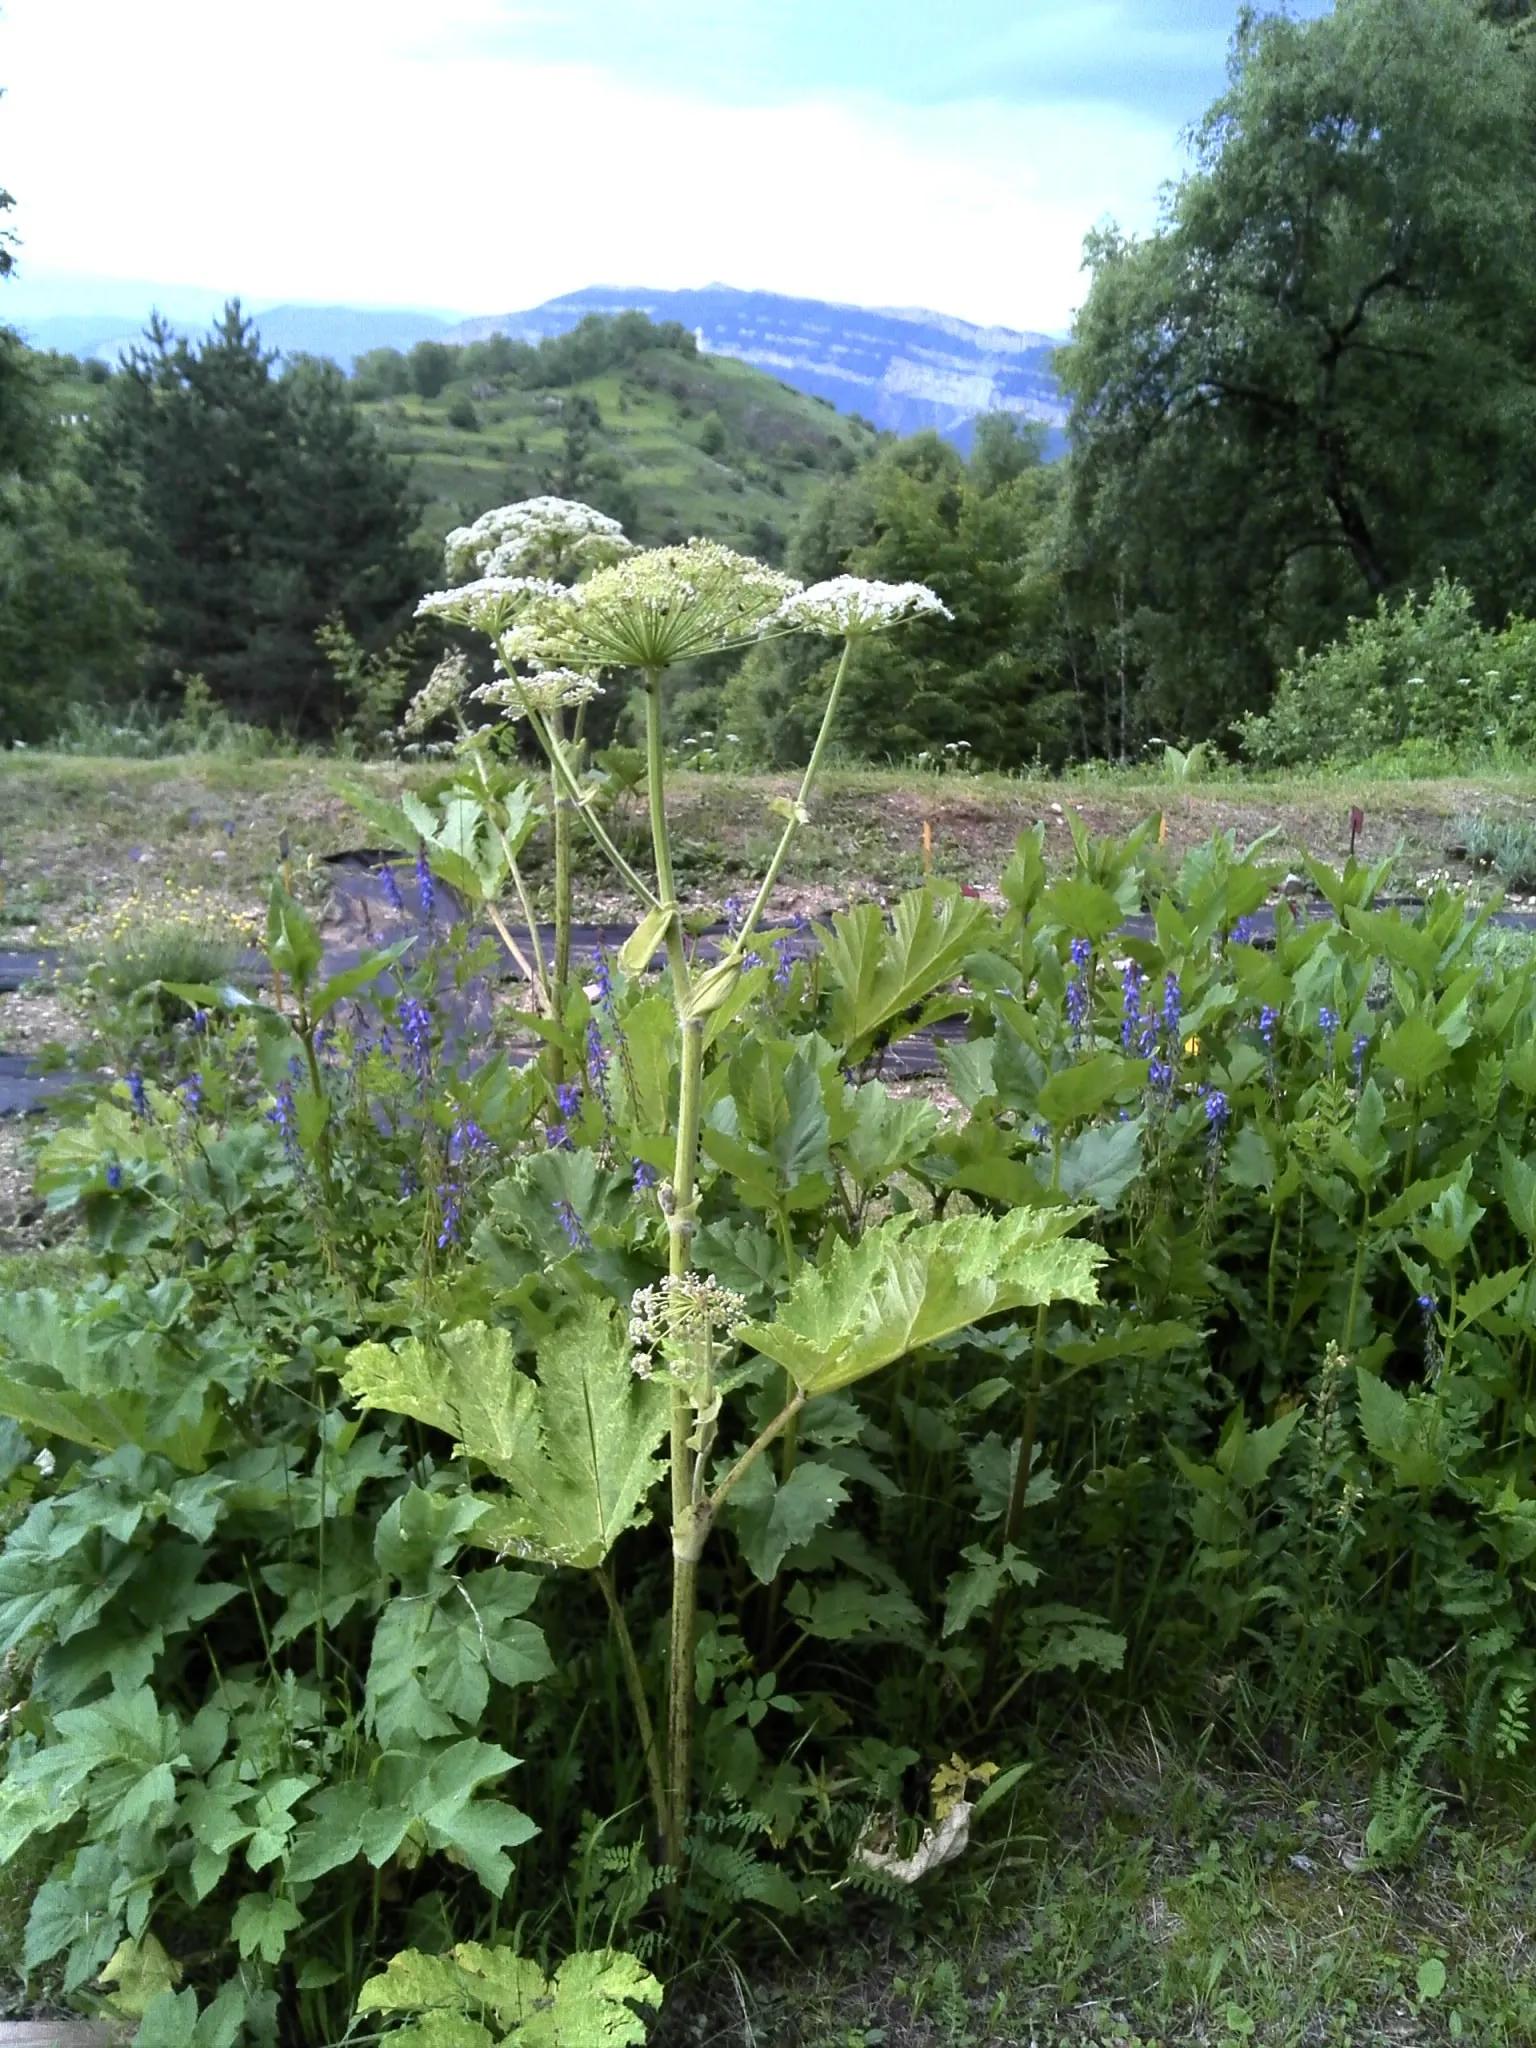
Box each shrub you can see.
[1238,577,1536,767]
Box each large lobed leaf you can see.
[357,1940,662,2047]
[821,883,992,1053]
[737,1208,1104,1395]
[343,1303,668,1569]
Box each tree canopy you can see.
[81,305,428,730]
[1060,0,1536,741]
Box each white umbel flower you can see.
[765,576,953,638]
[444,497,634,584]
[473,667,604,719]
[415,576,562,635]
[518,539,800,672]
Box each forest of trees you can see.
[2,0,1535,763]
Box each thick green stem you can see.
[644,675,691,997]
[661,1014,706,1872]
[732,635,854,956]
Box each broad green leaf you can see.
[1223,1125,1276,1191]
[1036,1053,1143,1129]
[784,1577,925,1641]
[1356,1369,1444,1491]
[365,1569,552,1745]
[231,1892,301,1966]
[265,880,324,996]
[313,939,416,1019]
[942,1542,1038,1636]
[1457,1266,1527,1329]
[344,1304,668,1568]
[738,1207,1103,1396]
[1036,877,1124,942]
[1056,1117,1143,1208]
[1378,1013,1452,1091]
[728,1460,850,1583]
[821,883,991,1052]
[357,1942,662,2048]
[1216,1406,1302,1490]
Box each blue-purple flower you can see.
[380,862,405,916]
[553,1198,592,1251]
[181,1072,203,1119]
[105,1162,123,1191]
[1121,963,1145,1053]
[587,1021,612,1117]
[1353,1034,1370,1085]
[437,1180,462,1249]
[1319,1006,1339,1060]
[1259,1005,1279,1050]
[632,1159,657,1191]
[266,1080,303,1170]
[127,1072,148,1118]
[1065,937,1093,1047]
[773,935,794,989]
[399,998,433,1086]
[416,843,435,922]
[449,1117,490,1163]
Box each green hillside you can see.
[353,332,884,562]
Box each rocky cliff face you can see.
[444,284,1066,448]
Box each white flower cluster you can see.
[765,576,953,639]
[628,1272,747,1378]
[472,667,604,719]
[444,497,634,584]
[400,651,472,736]
[416,576,562,635]
[520,540,801,672]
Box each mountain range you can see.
[16,283,1066,450]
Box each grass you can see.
[7,752,1536,945]
[694,1741,1536,2048]
[359,345,880,555]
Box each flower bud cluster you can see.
[627,1273,747,1379]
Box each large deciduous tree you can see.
[729,423,1071,768]
[82,305,428,731]
[1060,0,1536,741]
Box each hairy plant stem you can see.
[662,1015,705,1873]
[729,635,854,956]
[594,1564,667,1850]
[644,675,691,996]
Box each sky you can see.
[0,0,1334,336]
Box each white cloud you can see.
[0,0,1180,330]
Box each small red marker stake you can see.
[1349,806,1364,858]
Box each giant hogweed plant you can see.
[340,518,1108,1885]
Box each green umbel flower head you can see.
[518,540,801,673]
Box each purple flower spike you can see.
[416,843,435,922]
[380,862,405,915]
[127,1073,148,1118]
[553,1198,591,1251]
[1259,1005,1279,1049]
[1161,974,1182,1041]
[105,1162,123,1191]
[774,935,794,989]
[437,1181,462,1249]
[182,1072,203,1119]
[632,1159,657,1191]
[1121,963,1144,1052]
